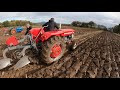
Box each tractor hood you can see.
[29,28,75,42]
[40,29,75,42]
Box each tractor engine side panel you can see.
[40,29,75,42]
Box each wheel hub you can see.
[50,44,62,58]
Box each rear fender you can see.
[40,32,53,42]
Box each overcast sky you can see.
[0,12,120,28]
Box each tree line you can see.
[105,24,120,34]
[0,20,33,28]
[71,21,108,30]
[71,21,120,34]
[0,20,120,34]
[112,24,120,34]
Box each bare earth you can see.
[0,26,120,78]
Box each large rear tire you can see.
[40,36,66,64]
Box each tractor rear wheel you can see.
[40,36,66,64]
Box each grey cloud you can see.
[0,12,120,27]
[33,12,59,16]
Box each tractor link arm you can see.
[20,45,31,56]
[18,35,32,43]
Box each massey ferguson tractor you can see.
[0,26,77,70]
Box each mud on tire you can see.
[40,36,66,64]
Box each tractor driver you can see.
[42,18,59,32]
[25,23,32,35]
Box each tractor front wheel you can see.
[40,36,66,64]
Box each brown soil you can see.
[0,26,105,78]
[2,27,120,78]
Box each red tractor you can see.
[0,26,77,70]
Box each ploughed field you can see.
[0,26,120,78]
